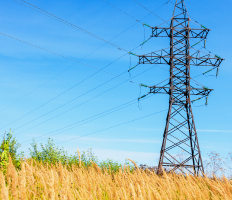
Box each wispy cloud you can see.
[22,134,160,143]
[79,137,159,143]
[50,136,160,144]
[197,129,232,133]
[88,149,160,165]
[127,128,232,133]
[127,128,162,131]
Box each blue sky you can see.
[0,0,231,166]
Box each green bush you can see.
[0,130,24,173]
[29,138,69,165]
[29,138,135,172]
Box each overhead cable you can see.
[12,64,157,134]
[56,109,167,145]
[103,0,172,27]
[1,0,160,113]
[0,31,133,78]
[14,0,129,53]
[0,51,130,130]
[0,31,142,130]
[0,7,170,130]
[102,0,142,24]
[133,0,171,22]
[22,108,167,153]
[19,95,152,146]
[0,63,76,113]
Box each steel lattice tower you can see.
[136,0,224,175]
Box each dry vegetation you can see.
[0,157,231,200]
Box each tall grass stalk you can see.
[1,157,232,199]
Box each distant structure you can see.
[136,0,224,175]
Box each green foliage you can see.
[29,138,135,173]
[0,140,9,174]
[99,159,135,173]
[0,130,24,173]
[99,158,122,172]
[79,148,98,167]
[29,138,69,165]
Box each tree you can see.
[0,130,24,173]
[29,138,69,165]
[204,151,225,177]
[225,152,232,179]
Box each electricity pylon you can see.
[136,0,224,175]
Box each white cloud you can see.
[197,129,232,133]
[75,137,160,143]
[26,135,160,144]
[89,148,159,166]
[127,128,162,131]
[126,128,232,133]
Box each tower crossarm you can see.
[151,27,210,39]
[138,48,170,65]
[138,52,224,67]
[149,86,213,96]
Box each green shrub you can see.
[29,138,69,165]
[0,130,24,173]
[29,138,135,172]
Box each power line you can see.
[133,0,171,22]
[102,0,142,23]
[0,10,171,130]
[98,1,178,76]
[0,54,126,130]
[12,64,156,134]
[103,0,172,27]
[0,31,132,79]
[0,0,158,113]
[56,108,167,145]
[0,31,143,130]
[0,63,76,113]
[19,95,152,146]
[14,0,129,53]
[0,2,171,130]
[2,35,169,132]
[0,30,126,113]
[14,0,172,53]
[22,108,167,153]
[20,100,137,145]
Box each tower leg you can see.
[157,98,204,175]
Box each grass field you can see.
[0,157,231,200]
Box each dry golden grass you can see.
[0,157,232,200]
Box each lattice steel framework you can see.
[137,0,224,175]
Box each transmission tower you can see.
[135,0,224,175]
